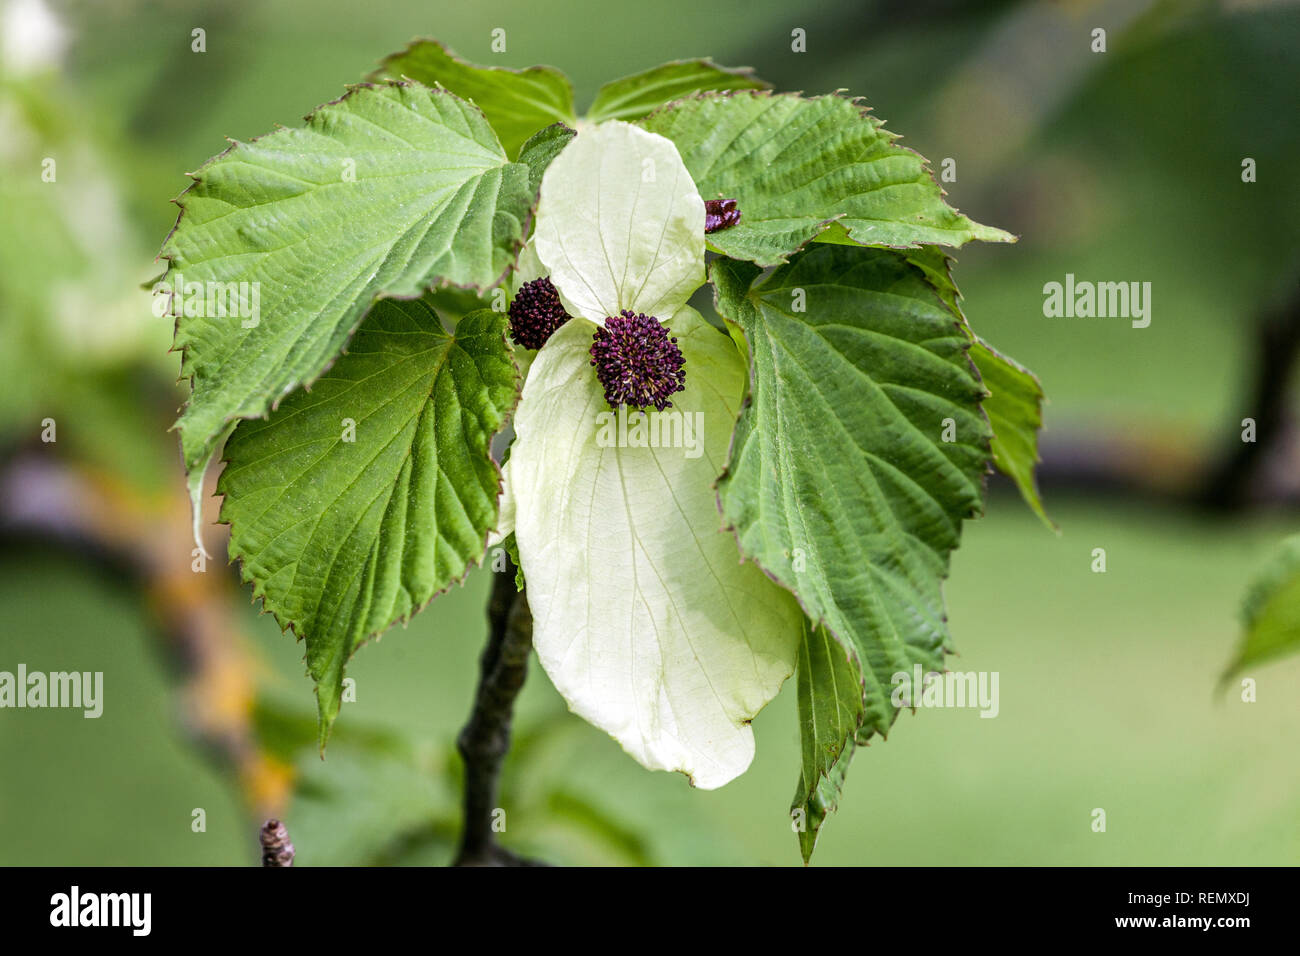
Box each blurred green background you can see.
[1,0,1298,865]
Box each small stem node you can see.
[260,818,295,867]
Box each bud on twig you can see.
[260,818,295,867]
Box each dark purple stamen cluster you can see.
[508,276,571,350]
[704,198,741,233]
[590,311,686,411]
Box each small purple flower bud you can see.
[589,311,687,411]
[704,198,741,233]
[508,276,571,350]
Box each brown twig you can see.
[260,819,295,867]
[452,560,544,866]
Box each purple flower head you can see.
[704,198,741,233]
[589,311,686,411]
[508,276,571,350]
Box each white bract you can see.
[532,121,706,324]
[500,121,802,788]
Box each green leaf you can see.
[903,246,1052,530]
[1224,535,1300,683]
[500,530,525,591]
[794,736,856,864]
[372,39,576,159]
[517,122,576,194]
[218,301,518,745]
[791,620,864,862]
[902,244,964,317]
[641,92,1014,266]
[794,620,863,803]
[712,245,991,740]
[971,340,1053,530]
[164,81,531,528]
[586,59,769,122]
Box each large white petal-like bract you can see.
[507,308,801,788]
[533,121,705,325]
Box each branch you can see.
[1199,278,1300,510]
[453,560,544,866]
[0,450,288,815]
[1013,277,1300,512]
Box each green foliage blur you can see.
[1,0,1297,865]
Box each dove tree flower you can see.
[158,39,1048,862]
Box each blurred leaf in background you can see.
[1224,535,1300,684]
[0,1,172,488]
